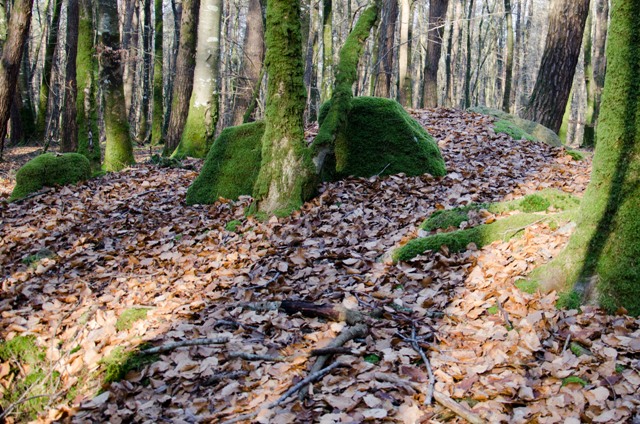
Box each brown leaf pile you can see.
[1,109,638,423]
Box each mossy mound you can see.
[393,190,579,262]
[317,97,446,180]
[186,121,265,205]
[469,106,562,147]
[9,153,92,201]
[423,189,579,231]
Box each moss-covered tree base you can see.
[172,105,212,159]
[469,106,562,147]
[393,189,579,262]
[186,121,265,205]
[317,97,446,180]
[9,153,92,201]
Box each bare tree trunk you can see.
[397,0,411,106]
[373,0,398,98]
[320,0,332,102]
[151,0,163,144]
[163,0,200,156]
[35,0,61,138]
[60,0,79,152]
[232,0,264,125]
[501,0,514,112]
[122,0,139,116]
[523,0,590,134]
[462,0,474,109]
[423,0,449,108]
[0,0,33,160]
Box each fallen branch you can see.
[496,299,513,329]
[300,323,368,400]
[397,327,435,405]
[310,347,355,356]
[140,337,229,355]
[280,300,367,325]
[562,334,572,354]
[204,370,248,386]
[228,352,285,362]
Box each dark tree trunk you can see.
[373,0,398,98]
[163,0,199,156]
[523,0,590,134]
[501,0,514,113]
[462,0,474,109]
[423,0,449,108]
[60,0,79,153]
[151,0,163,144]
[0,0,33,160]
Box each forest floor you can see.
[0,109,639,423]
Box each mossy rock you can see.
[318,97,446,180]
[186,121,265,205]
[9,153,92,201]
[469,106,562,147]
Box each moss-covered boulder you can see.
[469,106,562,147]
[318,97,446,180]
[9,153,92,201]
[186,121,265,205]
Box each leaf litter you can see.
[0,108,638,423]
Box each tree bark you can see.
[163,0,199,156]
[397,0,411,106]
[35,0,62,138]
[76,0,100,168]
[523,0,590,134]
[60,0,79,152]
[423,0,449,108]
[501,0,514,113]
[232,0,264,125]
[98,0,135,171]
[0,0,33,160]
[320,0,332,103]
[252,0,316,214]
[373,0,398,98]
[173,0,222,158]
[462,0,474,109]
[151,0,163,145]
[535,0,640,316]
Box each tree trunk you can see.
[252,0,316,215]
[232,0,264,125]
[373,0,398,98]
[0,0,33,160]
[534,0,640,316]
[151,0,163,144]
[583,0,608,147]
[462,0,474,109]
[501,0,514,113]
[522,0,590,134]
[76,0,100,168]
[136,0,153,144]
[173,0,222,158]
[122,0,139,116]
[163,0,199,156]
[60,0,79,152]
[98,0,135,171]
[423,0,449,108]
[320,0,332,103]
[397,0,411,106]
[35,0,61,139]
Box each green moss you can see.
[225,220,242,232]
[318,97,446,180]
[565,148,586,161]
[421,189,578,232]
[469,106,562,147]
[364,353,381,364]
[557,291,582,310]
[394,213,548,262]
[115,308,149,332]
[515,279,540,294]
[494,120,536,141]
[0,336,59,421]
[150,154,183,169]
[100,346,158,385]
[103,91,135,172]
[561,376,588,387]
[172,103,213,159]
[9,153,92,201]
[487,305,499,315]
[21,248,55,268]
[186,121,265,205]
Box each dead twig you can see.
[140,337,229,355]
[204,370,248,386]
[562,333,572,354]
[397,326,435,405]
[299,323,368,400]
[228,352,285,362]
[496,299,513,329]
[310,347,355,356]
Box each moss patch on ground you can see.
[186,121,265,205]
[494,120,536,142]
[9,153,92,201]
[317,97,446,180]
[0,336,59,421]
[100,346,158,386]
[469,106,562,147]
[422,189,579,232]
[115,308,149,332]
